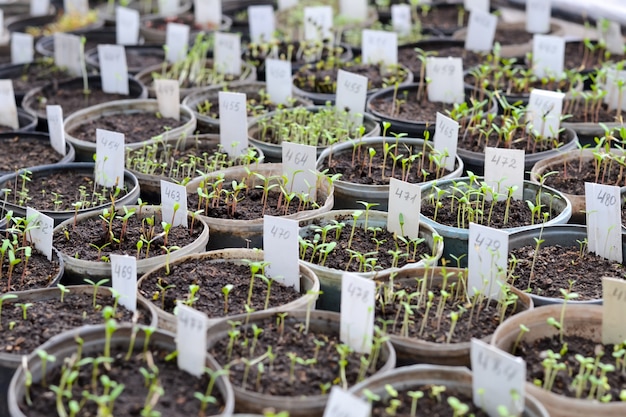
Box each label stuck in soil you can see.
[526,89,564,139]
[116,6,140,45]
[97,44,129,95]
[526,0,552,34]
[263,215,300,291]
[248,5,275,43]
[95,128,125,188]
[277,0,297,10]
[339,0,367,21]
[26,207,53,261]
[323,386,371,417]
[64,0,88,15]
[387,178,420,240]
[464,9,497,52]
[585,182,622,263]
[194,0,221,27]
[30,0,50,16]
[484,147,524,201]
[161,180,188,228]
[597,20,625,55]
[304,6,333,41]
[11,32,34,64]
[266,58,292,105]
[603,67,626,111]
[602,277,626,344]
[340,272,375,353]
[391,4,411,36]
[532,34,565,79]
[160,0,180,16]
[282,142,317,200]
[433,112,459,171]
[165,22,190,63]
[218,91,248,157]
[361,29,398,67]
[110,253,137,312]
[214,32,242,75]
[426,57,464,103]
[465,0,489,13]
[471,338,526,417]
[54,33,82,76]
[0,80,18,130]
[154,79,180,120]
[468,223,509,301]
[176,303,209,377]
[46,105,66,156]
[336,69,368,125]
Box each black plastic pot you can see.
[34,28,117,57]
[85,44,166,74]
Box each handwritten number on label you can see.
[222,100,241,112]
[177,309,204,332]
[394,187,418,203]
[114,264,133,280]
[474,233,501,251]
[597,190,617,206]
[101,136,120,150]
[163,187,181,202]
[490,154,517,169]
[475,350,519,382]
[270,225,290,239]
[284,149,309,165]
[346,282,369,303]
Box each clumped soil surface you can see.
[541,157,625,195]
[32,85,137,116]
[0,246,61,293]
[0,136,65,172]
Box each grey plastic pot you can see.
[139,13,233,44]
[186,163,335,251]
[507,224,626,305]
[491,304,625,417]
[419,177,573,267]
[0,285,159,417]
[316,136,464,210]
[0,132,75,177]
[53,205,210,282]
[63,98,197,162]
[137,248,321,333]
[205,309,396,417]
[248,106,382,163]
[348,364,550,417]
[181,81,313,133]
[8,322,234,417]
[298,210,444,312]
[372,266,533,366]
[0,162,140,226]
[85,44,165,74]
[134,60,257,99]
[458,126,580,178]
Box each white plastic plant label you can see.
[604,67,626,111]
[265,58,292,105]
[64,0,88,15]
[0,80,18,130]
[602,277,626,344]
[361,29,398,67]
[95,129,125,188]
[526,89,564,139]
[426,56,464,104]
[335,69,368,125]
[159,0,178,16]
[468,222,509,301]
[464,9,497,52]
[194,0,221,27]
[248,5,275,43]
[282,142,317,200]
[304,6,333,41]
[214,32,242,76]
[176,303,209,377]
[219,91,248,158]
[263,215,300,291]
[54,33,82,76]
[26,207,53,261]
[165,22,189,63]
[387,178,420,240]
[484,147,525,201]
[526,0,551,34]
[11,33,33,64]
[585,182,622,263]
[277,0,297,10]
[30,0,50,16]
[323,386,371,417]
[597,20,625,55]
[471,338,526,417]
[97,44,129,95]
[46,105,66,156]
[532,34,565,79]
[161,180,188,228]
[464,0,489,13]
[154,79,180,120]
[391,4,411,36]
[433,112,459,171]
[340,272,375,354]
[110,254,137,312]
[339,0,367,22]
[116,6,139,45]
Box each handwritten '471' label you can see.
[387,178,420,240]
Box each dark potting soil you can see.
[368,92,455,125]
[563,99,621,123]
[138,259,302,318]
[416,5,468,33]
[196,90,304,119]
[68,112,185,143]
[126,49,164,69]
[2,169,134,212]
[371,385,489,417]
[399,45,484,77]
[32,85,138,117]
[0,247,61,293]
[22,341,226,417]
[143,13,222,31]
[494,27,533,46]
[9,60,73,95]
[188,186,327,221]
[517,334,626,402]
[375,278,527,343]
[319,142,453,185]
[0,291,146,354]
[0,136,65,172]
[564,41,626,71]
[243,40,349,69]
[209,313,387,396]
[53,208,203,261]
[421,196,560,229]
[300,215,433,272]
[541,157,626,195]
[464,71,571,97]
[509,243,626,300]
